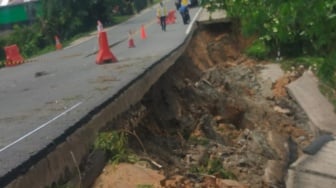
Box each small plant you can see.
[245,40,270,60]
[94,131,129,164]
[207,158,236,179]
[188,136,210,146]
[189,157,236,179]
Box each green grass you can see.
[280,56,324,72]
[189,158,236,179]
[110,15,132,25]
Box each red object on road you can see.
[54,35,62,50]
[128,38,135,48]
[4,44,24,67]
[157,10,176,24]
[96,31,117,64]
[167,10,176,24]
[140,25,147,40]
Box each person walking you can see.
[157,1,167,31]
[97,20,104,33]
[179,0,190,24]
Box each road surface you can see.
[0,1,202,186]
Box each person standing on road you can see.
[175,0,181,10]
[157,1,167,31]
[97,20,104,33]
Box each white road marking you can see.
[186,7,203,35]
[0,102,82,153]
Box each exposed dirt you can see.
[92,23,313,188]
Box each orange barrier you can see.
[167,10,176,24]
[4,44,24,67]
[54,35,62,50]
[157,10,176,24]
[140,24,147,40]
[96,31,117,64]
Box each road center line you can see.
[186,7,203,35]
[0,102,82,153]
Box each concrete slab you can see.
[287,71,336,135]
[287,169,336,188]
[253,61,336,188]
[197,8,230,24]
[258,63,284,99]
[287,140,336,188]
[260,63,284,83]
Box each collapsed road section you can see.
[90,22,315,187]
[1,32,195,188]
[3,6,329,188]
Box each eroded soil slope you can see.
[93,23,313,188]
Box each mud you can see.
[93,23,313,188]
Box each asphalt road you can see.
[0,0,202,183]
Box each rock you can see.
[249,131,276,158]
[216,179,248,188]
[263,160,286,187]
[238,158,250,167]
[243,129,251,137]
[273,105,291,114]
[185,154,192,164]
[161,175,184,187]
[267,131,289,162]
[260,78,274,99]
[297,135,306,143]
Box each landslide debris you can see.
[93,23,313,188]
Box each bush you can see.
[133,0,149,13]
[0,37,6,61]
[318,52,336,88]
[280,56,324,72]
[245,40,270,60]
[94,131,129,164]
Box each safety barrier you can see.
[4,44,24,67]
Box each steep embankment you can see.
[92,23,313,188]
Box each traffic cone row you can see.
[96,23,149,64]
[1,21,151,68]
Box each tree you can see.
[201,0,336,57]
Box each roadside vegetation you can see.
[201,0,336,108]
[0,0,156,63]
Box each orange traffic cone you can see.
[54,35,62,50]
[140,24,147,40]
[128,30,135,48]
[96,31,118,64]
